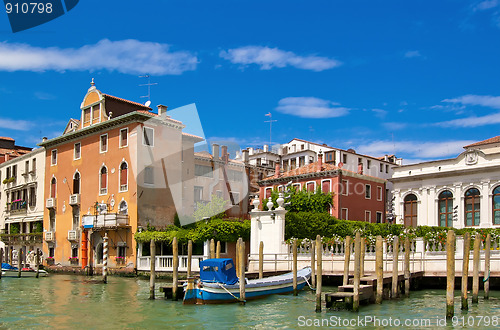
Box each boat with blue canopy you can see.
[183,258,312,304]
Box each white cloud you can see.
[276,97,350,118]
[371,108,388,118]
[0,118,32,131]
[220,46,341,72]
[382,122,407,130]
[357,140,475,159]
[474,0,499,11]
[435,95,500,127]
[0,39,198,75]
[404,50,422,58]
[34,92,56,100]
[436,112,500,128]
[442,94,500,109]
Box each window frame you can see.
[365,210,371,222]
[377,186,383,201]
[403,194,418,227]
[342,179,349,196]
[120,128,129,148]
[100,134,108,154]
[74,142,81,160]
[119,161,129,192]
[143,127,155,147]
[365,184,371,199]
[493,186,500,225]
[464,188,481,227]
[438,190,454,227]
[51,149,57,166]
[99,166,108,195]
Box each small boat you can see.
[183,258,312,304]
[1,263,48,277]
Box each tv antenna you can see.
[264,112,277,146]
[139,74,158,104]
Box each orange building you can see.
[39,81,201,271]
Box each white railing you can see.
[136,255,205,272]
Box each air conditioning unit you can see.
[46,198,56,209]
[45,231,55,241]
[69,194,80,206]
[68,230,79,241]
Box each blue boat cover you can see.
[1,263,17,270]
[199,258,238,285]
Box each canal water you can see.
[1,275,500,329]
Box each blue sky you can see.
[0,0,499,164]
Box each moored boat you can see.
[1,263,48,277]
[183,258,311,304]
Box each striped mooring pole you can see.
[103,233,108,284]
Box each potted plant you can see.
[46,256,54,265]
[115,256,125,264]
[68,256,78,264]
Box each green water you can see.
[1,275,500,329]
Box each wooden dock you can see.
[159,281,186,299]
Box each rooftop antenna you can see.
[139,74,158,105]
[264,112,277,146]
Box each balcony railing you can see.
[7,200,27,215]
[0,232,43,243]
[82,213,129,229]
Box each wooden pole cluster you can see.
[461,232,470,310]
[472,233,480,304]
[315,235,322,312]
[484,233,491,300]
[404,237,410,298]
[293,239,298,296]
[343,236,351,286]
[392,237,399,299]
[187,240,193,278]
[446,230,455,319]
[149,239,156,300]
[375,236,383,304]
[259,241,264,279]
[311,240,316,288]
[353,232,361,312]
[238,237,246,305]
[360,238,366,278]
[235,240,240,273]
[102,233,108,284]
[172,237,179,301]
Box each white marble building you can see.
[390,136,500,228]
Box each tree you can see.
[192,194,229,222]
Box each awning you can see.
[5,215,43,224]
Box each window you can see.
[322,180,330,193]
[377,186,383,201]
[342,179,349,196]
[100,166,108,195]
[120,162,128,192]
[358,157,362,164]
[83,108,91,125]
[341,208,348,220]
[143,127,154,146]
[230,191,240,205]
[290,158,296,169]
[385,164,389,173]
[195,165,213,177]
[365,211,371,222]
[301,144,305,150]
[119,200,128,215]
[49,209,56,231]
[92,104,100,123]
[6,167,10,179]
[380,163,383,172]
[29,186,36,207]
[74,143,81,160]
[367,160,371,169]
[120,128,128,148]
[376,212,382,223]
[493,186,500,225]
[72,246,78,258]
[404,194,418,227]
[32,158,36,172]
[100,134,108,153]
[12,165,16,179]
[50,177,56,198]
[365,184,371,199]
[306,182,315,192]
[465,188,480,226]
[144,166,154,185]
[49,247,55,258]
[51,149,57,165]
[265,188,272,199]
[118,246,126,258]
[73,172,80,194]
[25,160,29,174]
[438,190,453,227]
[194,186,203,202]
[342,154,347,164]
[299,156,305,167]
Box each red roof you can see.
[103,94,152,110]
[0,137,14,141]
[263,161,339,181]
[464,135,500,148]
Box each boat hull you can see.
[1,269,48,277]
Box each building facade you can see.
[0,137,32,165]
[390,136,500,228]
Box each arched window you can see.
[50,177,56,198]
[100,166,107,195]
[465,188,480,226]
[73,172,80,194]
[120,162,128,192]
[404,194,418,227]
[438,190,453,227]
[119,200,128,215]
[493,186,500,225]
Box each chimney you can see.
[317,152,323,172]
[263,144,269,152]
[221,145,228,163]
[42,137,48,142]
[248,147,254,155]
[358,163,363,175]
[212,143,220,160]
[5,153,9,162]
[157,104,168,116]
[242,149,249,164]
[275,162,281,178]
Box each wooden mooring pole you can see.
[343,236,351,286]
[17,248,22,278]
[311,240,316,288]
[461,232,470,310]
[172,237,179,301]
[259,241,264,279]
[375,236,383,304]
[446,230,455,319]
[360,238,365,278]
[293,239,298,296]
[404,237,410,298]
[238,238,246,305]
[210,239,215,259]
[392,237,399,299]
[484,233,491,300]
[472,233,480,304]
[149,239,156,300]
[35,249,40,279]
[187,240,193,278]
[0,248,3,279]
[353,232,361,312]
[216,241,221,259]
[315,235,322,312]
[235,239,240,273]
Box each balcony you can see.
[0,233,43,243]
[45,231,55,241]
[46,198,56,209]
[7,200,27,215]
[82,213,129,229]
[69,194,80,206]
